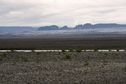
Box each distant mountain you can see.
[38,25,59,30]
[38,23,126,31]
[60,26,70,30]
[92,23,126,28]
[75,23,126,29]
[0,23,126,33]
[75,24,84,29]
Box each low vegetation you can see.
[64,53,72,60]
[0,52,126,84]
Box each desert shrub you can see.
[122,67,126,72]
[64,53,71,60]
[31,50,35,52]
[84,60,89,66]
[117,50,119,52]
[36,52,41,55]
[69,49,74,52]
[0,56,3,61]
[94,49,98,52]
[35,55,42,63]
[19,56,29,62]
[10,49,15,52]
[0,53,7,61]
[62,50,66,52]
[102,53,108,65]
[103,53,108,56]
[75,49,82,52]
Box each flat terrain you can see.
[1,34,126,50]
[0,52,126,84]
[1,37,126,50]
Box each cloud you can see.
[0,0,126,26]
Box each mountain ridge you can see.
[39,23,126,30]
[0,23,126,33]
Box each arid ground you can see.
[0,51,126,84]
[1,37,126,50]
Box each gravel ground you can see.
[0,52,126,84]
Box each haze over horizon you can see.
[0,0,126,26]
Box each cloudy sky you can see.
[0,0,126,26]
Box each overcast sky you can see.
[0,0,126,26]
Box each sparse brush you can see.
[69,49,74,52]
[122,67,126,72]
[36,52,41,55]
[94,49,98,52]
[84,60,89,66]
[103,53,108,56]
[75,49,82,52]
[0,56,3,61]
[0,53,7,61]
[31,50,35,52]
[11,49,15,52]
[19,56,29,62]
[62,50,66,52]
[64,53,71,60]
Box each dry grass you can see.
[0,52,126,84]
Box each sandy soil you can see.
[0,52,126,84]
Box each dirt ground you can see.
[0,52,126,84]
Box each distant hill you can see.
[92,23,126,28]
[38,25,59,30]
[38,23,126,30]
[60,26,70,30]
[0,23,126,33]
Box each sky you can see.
[0,0,126,26]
